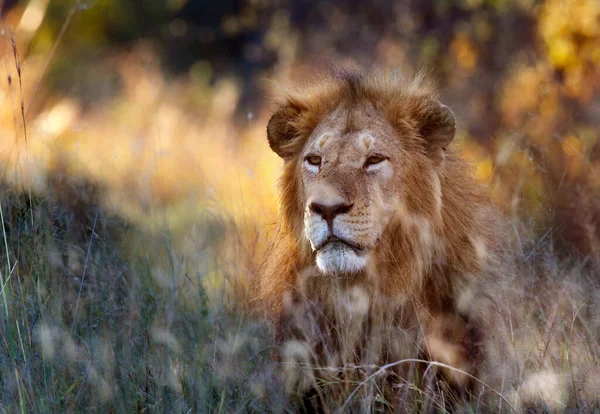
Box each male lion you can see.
[259,69,509,411]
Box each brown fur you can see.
[259,68,505,409]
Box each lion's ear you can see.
[418,101,456,164]
[267,104,302,159]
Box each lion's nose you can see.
[309,201,353,227]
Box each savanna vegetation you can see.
[0,0,599,411]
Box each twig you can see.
[336,358,516,413]
[10,33,26,146]
[9,31,34,228]
[71,213,98,333]
[0,201,11,317]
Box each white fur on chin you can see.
[315,243,367,274]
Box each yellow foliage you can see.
[475,157,494,182]
[562,136,581,157]
[500,63,560,136]
[450,31,477,72]
[539,0,600,70]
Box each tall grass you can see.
[0,180,287,412]
[269,227,600,412]
[2,115,600,413]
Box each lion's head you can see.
[265,70,483,286]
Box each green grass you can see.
[0,179,285,412]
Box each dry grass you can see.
[263,229,600,412]
[1,105,599,414]
[1,179,598,412]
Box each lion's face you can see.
[300,104,402,274]
[266,71,456,277]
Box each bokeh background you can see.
[0,0,599,411]
[2,0,600,253]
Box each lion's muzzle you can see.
[304,190,368,275]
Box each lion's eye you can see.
[305,155,322,166]
[365,155,385,167]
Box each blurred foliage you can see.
[0,0,598,256]
[1,0,599,251]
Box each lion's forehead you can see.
[305,104,399,158]
[306,130,384,162]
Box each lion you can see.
[258,69,510,411]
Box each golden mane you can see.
[260,69,498,317]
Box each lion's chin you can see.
[315,243,367,275]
